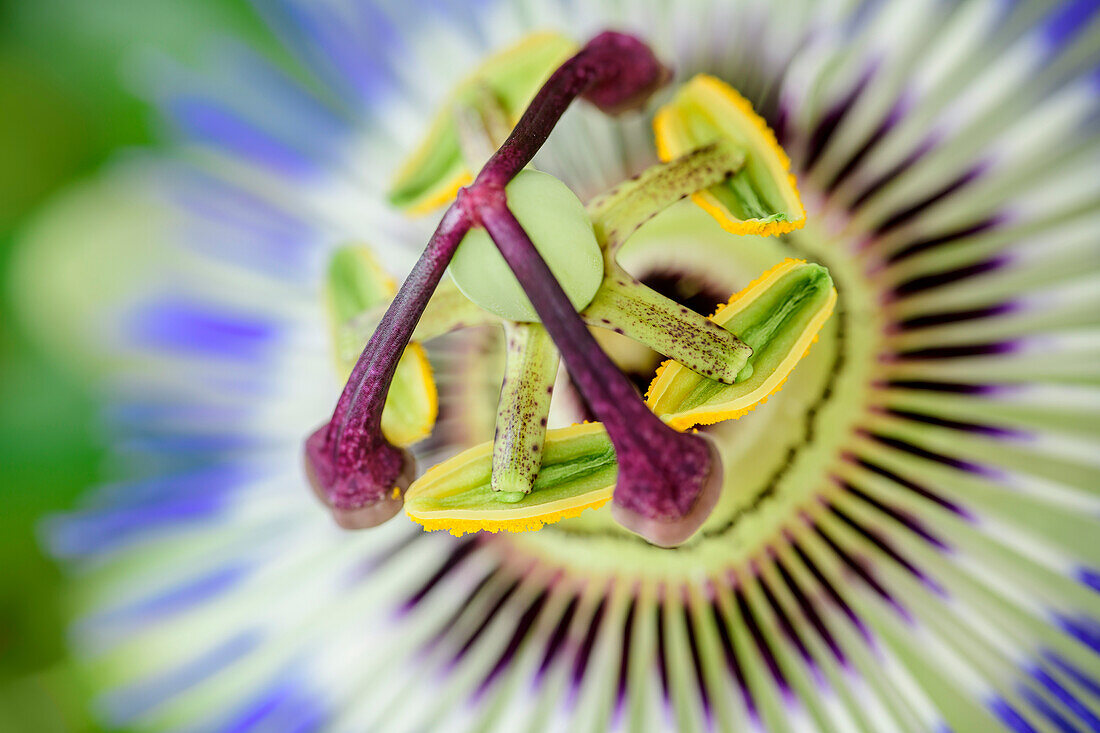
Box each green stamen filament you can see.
[492,321,560,498]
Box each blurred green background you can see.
[0,1,276,728]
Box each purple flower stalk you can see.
[306,31,720,544]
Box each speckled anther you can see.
[582,143,755,383]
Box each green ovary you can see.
[449,169,604,322]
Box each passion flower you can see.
[448,169,604,322]
[33,3,1100,732]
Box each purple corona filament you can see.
[305,31,719,544]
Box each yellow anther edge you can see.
[711,257,807,313]
[690,185,805,237]
[653,74,806,236]
[404,422,614,535]
[646,258,836,430]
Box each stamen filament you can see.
[341,277,497,348]
[492,321,559,498]
[583,142,753,383]
[581,270,751,383]
[587,142,746,253]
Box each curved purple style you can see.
[304,205,470,528]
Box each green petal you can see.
[387,32,578,214]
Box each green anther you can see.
[404,423,618,535]
[492,321,560,497]
[388,32,578,214]
[588,142,746,254]
[581,271,752,383]
[730,276,816,383]
[327,246,389,324]
[654,74,806,236]
[674,268,830,413]
[727,170,771,221]
[739,278,818,351]
[647,260,836,430]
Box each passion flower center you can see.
[302,31,684,534]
